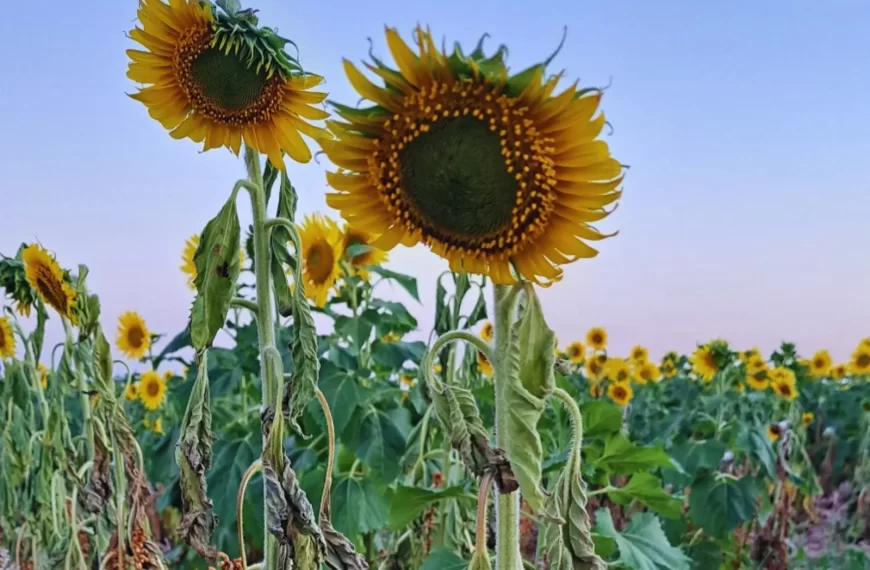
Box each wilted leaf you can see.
[594,509,690,570]
[322,518,369,569]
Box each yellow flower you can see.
[37,363,48,389]
[661,359,677,379]
[586,327,608,351]
[565,342,585,364]
[739,348,760,363]
[860,337,870,349]
[181,234,245,290]
[22,244,77,321]
[607,382,633,407]
[734,380,745,393]
[809,350,832,378]
[635,362,660,385]
[770,367,798,401]
[849,346,870,376]
[124,382,140,402]
[480,322,494,343]
[690,345,718,383]
[629,345,649,364]
[0,316,15,359]
[126,0,330,170]
[139,370,167,411]
[341,225,388,279]
[381,332,400,343]
[477,350,494,377]
[831,363,848,380]
[746,371,769,391]
[589,383,603,399]
[766,424,780,442]
[152,417,164,435]
[116,311,151,360]
[433,363,443,374]
[802,411,814,427]
[605,357,631,384]
[585,353,606,382]
[323,26,623,286]
[297,214,343,308]
[163,370,174,381]
[746,355,768,375]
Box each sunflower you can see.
[739,348,760,364]
[589,383,603,399]
[860,338,870,349]
[124,382,140,402]
[400,375,416,389]
[433,363,443,374]
[770,368,798,401]
[629,345,648,364]
[565,341,585,364]
[690,345,718,383]
[605,357,631,384]
[297,214,343,308]
[766,424,781,442]
[152,417,164,435]
[116,312,152,360]
[480,322,494,343]
[341,224,388,279]
[477,350,494,377]
[635,362,660,385]
[849,346,870,376]
[37,363,48,389]
[127,0,330,170]
[746,354,768,375]
[809,350,832,378]
[607,382,633,407]
[22,244,77,321]
[802,411,814,427]
[181,234,246,290]
[139,370,167,410]
[323,26,623,285]
[585,353,606,381]
[661,359,677,379]
[746,371,769,391]
[0,316,15,359]
[586,327,608,351]
[733,380,745,393]
[831,363,848,380]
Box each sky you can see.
[1,0,869,364]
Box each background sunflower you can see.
[297,214,343,307]
[607,382,633,407]
[116,311,152,360]
[139,370,167,410]
[586,327,608,351]
[341,224,388,279]
[0,316,15,358]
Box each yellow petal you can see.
[326,172,371,192]
[385,27,422,87]
[273,121,312,164]
[343,59,402,112]
[371,225,407,250]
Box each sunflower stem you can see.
[62,318,95,462]
[243,145,281,570]
[493,283,522,570]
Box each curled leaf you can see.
[322,518,369,570]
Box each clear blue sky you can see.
[1,0,869,363]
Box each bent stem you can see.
[493,284,521,570]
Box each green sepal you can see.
[330,101,391,122]
[0,244,40,317]
[504,64,545,98]
[190,194,242,350]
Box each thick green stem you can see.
[493,284,521,570]
[63,319,95,461]
[244,146,281,570]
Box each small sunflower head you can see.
[770,367,798,401]
[766,423,782,442]
[477,350,494,378]
[605,357,631,384]
[831,363,848,380]
[607,382,633,407]
[297,214,343,308]
[801,411,814,427]
[589,383,603,399]
[124,382,140,402]
[21,244,77,322]
[139,370,167,411]
[324,26,623,286]
[36,363,49,389]
[565,341,585,364]
[629,345,648,364]
[116,311,152,360]
[809,350,832,378]
[689,344,720,384]
[127,0,331,169]
[586,327,608,351]
[739,347,761,364]
[585,354,605,380]
[480,322,494,343]
[636,361,660,384]
[849,346,870,376]
[0,316,15,359]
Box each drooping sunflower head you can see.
[802,411,814,427]
[341,225,388,279]
[766,423,781,442]
[139,370,167,410]
[607,382,633,407]
[585,354,605,381]
[849,346,870,376]
[586,327,608,351]
[116,311,152,360]
[636,362,660,384]
[739,347,761,364]
[0,316,15,359]
[323,26,623,286]
[21,244,77,322]
[690,345,719,383]
[605,357,631,384]
[0,247,43,318]
[477,350,494,377]
[124,382,140,402]
[809,350,832,378]
[127,0,331,169]
[480,322,494,343]
[629,345,648,364]
[297,214,343,308]
[565,341,585,364]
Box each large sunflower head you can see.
[323,26,623,286]
[689,345,719,383]
[809,350,832,378]
[341,224,388,279]
[0,316,16,359]
[116,311,152,360]
[849,346,870,377]
[565,341,585,364]
[586,327,608,351]
[21,244,77,322]
[139,370,167,410]
[127,0,330,169]
[607,382,633,407]
[296,214,343,307]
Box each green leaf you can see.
[434,277,450,335]
[270,253,293,317]
[608,473,682,519]
[287,232,320,436]
[190,196,241,350]
[335,315,374,351]
[92,326,113,393]
[331,478,388,538]
[687,540,723,570]
[318,361,361,436]
[688,474,757,538]
[668,439,727,478]
[368,266,419,301]
[262,159,279,205]
[594,509,690,570]
[344,243,372,259]
[503,288,556,516]
[735,425,776,479]
[580,400,623,440]
[465,289,488,327]
[344,406,406,482]
[371,340,425,369]
[153,328,192,368]
[594,435,675,474]
[420,548,467,570]
[386,485,470,530]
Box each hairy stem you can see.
[315,388,336,519]
[237,459,263,570]
[63,319,95,462]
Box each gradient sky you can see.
[2,0,869,364]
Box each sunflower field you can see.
[2,1,870,570]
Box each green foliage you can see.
[594,509,690,570]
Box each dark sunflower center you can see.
[0,327,7,350]
[146,381,160,397]
[779,385,792,396]
[192,47,268,111]
[400,116,517,239]
[128,326,145,349]
[591,334,603,345]
[307,242,334,283]
[814,358,824,368]
[857,354,870,368]
[35,269,70,314]
[614,387,625,399]
[704,353,717,368]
